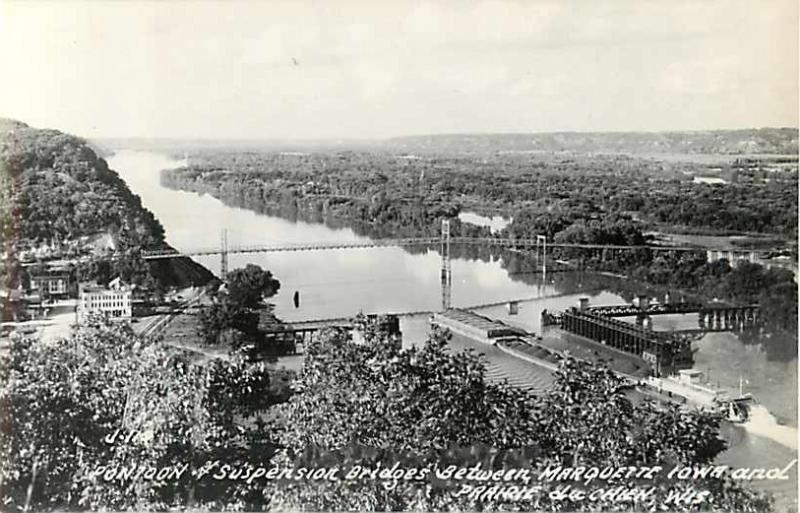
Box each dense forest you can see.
[162,149,797,240]
[0,119,164,249]
[0,119,213,289]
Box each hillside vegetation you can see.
[0,119,212,288]
[0,118,164,249]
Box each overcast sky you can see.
[0,0,797,139]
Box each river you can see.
[109,150,797,511]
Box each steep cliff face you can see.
[0,119,213,287]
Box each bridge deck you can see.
[140,236,768,260]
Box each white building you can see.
[78,278,133,322]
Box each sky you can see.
[0,0,797,140]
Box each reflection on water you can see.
[110,150,797,511]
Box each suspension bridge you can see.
[140,220,779,309]
[141,236,750,260]
[144,221,777,375]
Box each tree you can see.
[752,280,799,360]
[279,326,538,456]
[197,299,259,346]
[0,318,137,511]
[760,281,798,333]
[0,315,285,511]
[271,326,772,512]
[197,265,282,349]
[535,357,729,467]
[1,121,167,248]
[226,264,280,309]
[204,277,222,300]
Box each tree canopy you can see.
[161,149,797,241]
[0,316,775,511]
[0,120,165,250]
[0,316,285,511]
[271,326,771,512]
[197,264,283,355]
[226,264,281,309]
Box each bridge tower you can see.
[441,219,452,311]
[536,234,547,283]
[220,229,229,280]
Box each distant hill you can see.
[96,128,798,156]
[384,129,799,155]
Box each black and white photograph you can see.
[0,1,797,511]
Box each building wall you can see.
[78,288,132,321]
[33,276,70,297]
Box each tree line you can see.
[161,150,797,239]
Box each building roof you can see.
[31,272,70,279]
[80,283,131,294]
[108,277,127,289]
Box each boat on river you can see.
[637,369,753,423]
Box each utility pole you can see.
[74,259,82,325]
[220,229,228,281]
[441,219,451,311]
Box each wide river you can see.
[109,150,797,510]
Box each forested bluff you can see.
[0,118,213,290]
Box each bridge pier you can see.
[696,305,761,332]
